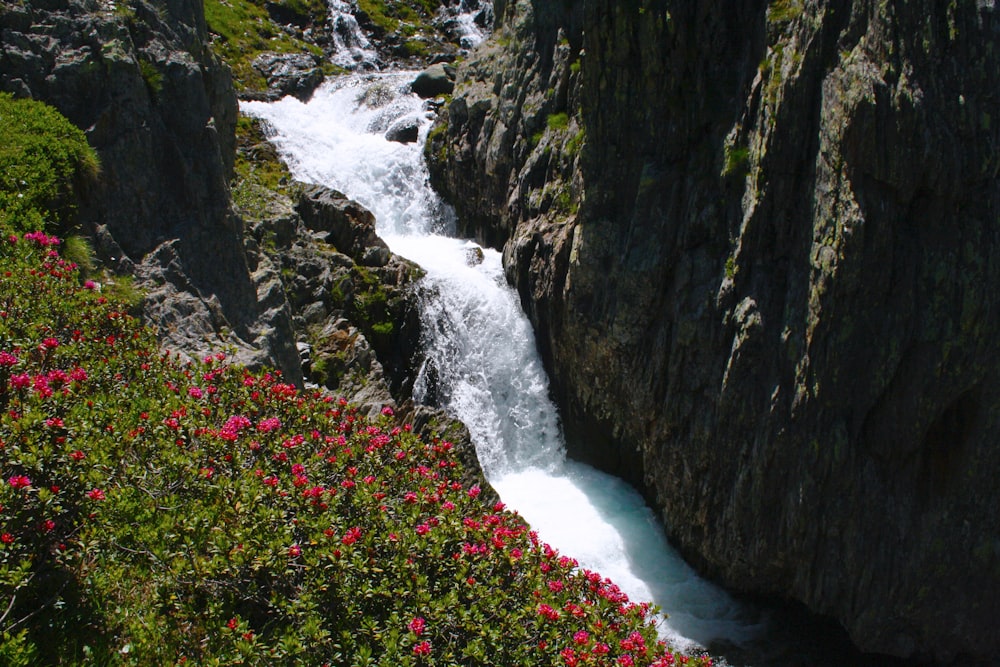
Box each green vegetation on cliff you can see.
[0,93,98,234]
[203,0,331,91]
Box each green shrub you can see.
[546,112,570,131]
[62,234,97,276]
[723,144,750,177]
[138,58,163,97]
[0,93,99,234]
[768,0,803,23]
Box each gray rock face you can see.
[411,62,455,98]
[295,184,391,267]
[429,0,1000,662]
[0,0,301,382]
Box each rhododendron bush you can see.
[0,234,713,665]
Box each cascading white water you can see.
[438,0,491,48]
[328,0,379,69]
[243,70,767,658]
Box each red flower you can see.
[412,641,431,656]
[71,450,86,461]
[8,475,30,489]
[408,616,426,635]
[560,648,579,666]
[0,533,13,545]
[288,544,301,557]
[537,604,559,621]
[226,617,238,630]
[87,488,106,501]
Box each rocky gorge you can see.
[427,0,1000,663]
[3,0,999,663]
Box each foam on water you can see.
[242,69,766,657]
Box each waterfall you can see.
[243,69,767,659]
[328,0,379,69]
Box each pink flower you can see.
[83,280,97,290]
[9,373,30,390]
[381,405,394,416]
[188,386,203,399]
[415,523,430,536]
[87,488,106,501]
[0,351,16,366]
[412,640,431,656]
[408,616,426,635]
[468,486,481,498]
[341,526,362,545]
[288,544,301,557]
[257,417,281,433]
[573,630,589,645]
[41,337,59,350]
[8,475,31,489]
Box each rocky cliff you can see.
[428,0,1000,662]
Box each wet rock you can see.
[464,245,485,266]
[385,117,420,144]
[252,52,324,101]
[411,63,455,98]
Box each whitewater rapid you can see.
[242,71,765,657]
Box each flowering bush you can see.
[0,233,714,665]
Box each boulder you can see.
[385,117,420,144]
[295,185,390,267]
[411,63,455,98]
